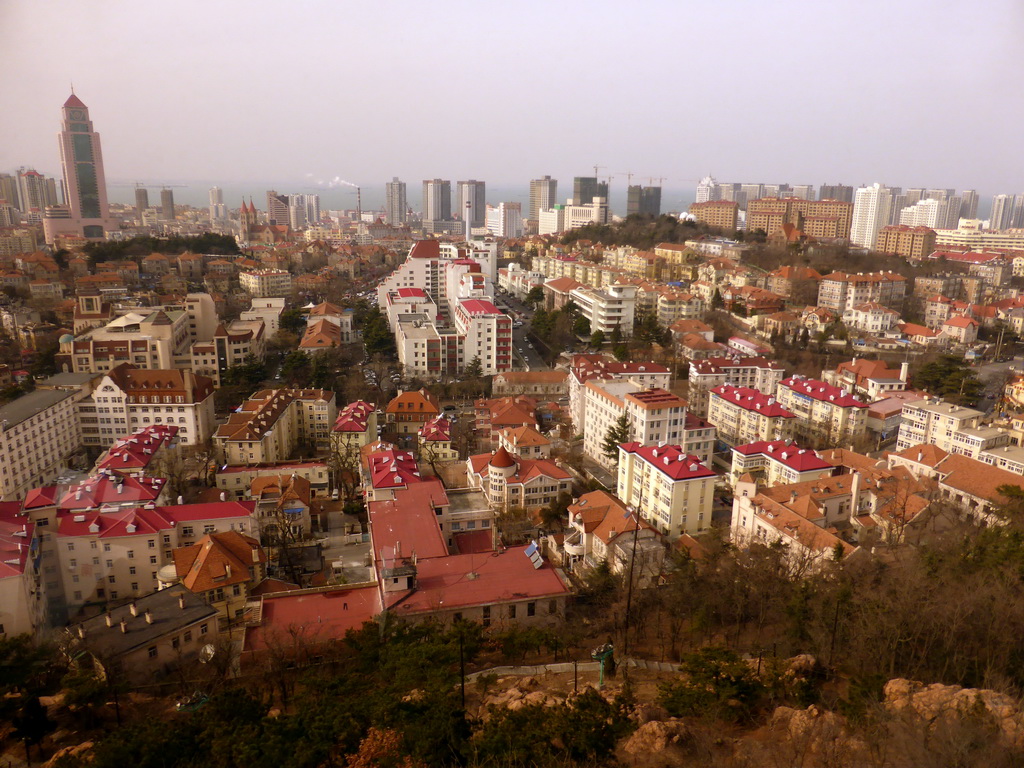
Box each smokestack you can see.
[851,471,862,516]
[900,361,909,383]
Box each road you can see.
[495,291,548,370]
[972,355,1021,413]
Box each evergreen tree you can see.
[602,413,631,462]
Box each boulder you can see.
[884,678,1024,745]
[44,741,93,768]
[620,719,689,756]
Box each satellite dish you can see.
[199,644,216,663]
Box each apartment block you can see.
[816,271,907,312]
[214,389,337,464]
[708,385,796,446]
[775,376,869,445]
[729,440,835,487]
[688,356,785,417]
[617,442,716,538]
[895,399,984,453]
[746,197,853,240]
[689,200,739,230]
[876,225,937,259]
[567,354,670,434]
[239,269,292,298]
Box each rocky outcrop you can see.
[44,741,93,768]
[620,719,689,756]
[884,678,1024,746]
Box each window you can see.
[106,559,113,568]
[129,566,136,575]
[127,550,134,559]
[508,604,516,619]
[232,584,241,596]
[172,636,180,650]
[108,575,115,584]
[148,539,156,549]
[69,558,77,567]
[66,543,74,552]
[481,606,491,627]
[200,623,209,635]
[148,646,157,659]
[527,602,536,617]
[150,556,157,564]
[103,543,111,552]
[131,582,138,591]
[184,630,192,642]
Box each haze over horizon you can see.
[2,0,1022,211]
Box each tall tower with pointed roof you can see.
[44,93,114,243]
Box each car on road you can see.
[442,404,458,413]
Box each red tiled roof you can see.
[779,377,867,408]
[712,384,795,417]
[733,440,833,471]
[619,443,715,481]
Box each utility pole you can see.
[622,507,642,657]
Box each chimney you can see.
[220,491,226,502]
[104,612,113,627]
[900,361,909,383]
[144,609,153,624]
[177,593,185,610]
[850,471,862,515]
[119,618,128,633]
[225,564,232,578]
[129,601,139,616]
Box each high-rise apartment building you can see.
[990,194,1018,230]
[160,188,175,221]
[422,179,452,223]
[627,185,662,216]
[287,194,319,230]
[17,169,60,216]
[208,186,226,222]
[746,198,853,240]
[961,189,979,220]
[385,177,407,225]
[529,176,557,221]
[135,187,149,217]
[266,190,289,226]
[486,202,523,238]
[457,180,487,230]
[572,176,608,206]
[818,184,854,203]
[850,183,893,249]
[0,174,19,211]
[898,198,948,229]
[44,94,114,243]
[696,176,718,203]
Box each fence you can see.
[465,656,679,682]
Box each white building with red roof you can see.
[94,424,180,476]
[775,376,869,445]
[418,415,458,462]
[617,442,716,539]
[557,490,664,577]
[940,313,980,344]
[688,355,785,417]
[567,353,670,435]
[466,446,572,511]
[0,503,41,637]
[708,384,797,446]
[330,400,377,453]
[730,440,836,488]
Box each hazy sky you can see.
[2,0,1022,209]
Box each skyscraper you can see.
[529,176,557,221]
[160,188,175,221]
[266,191,289,226]
[208,186,226,222]
[960,190,979,220]
[135,187,149,217]
[0,174,19,211]
[287,194,320,230]
[990,194,1018,230]
[44,93,113,242]
[626,185,662,216]
[422,179,452,222]
[850,183,893,249]
[696,176,718,204]
[572,176,608,206]
[385,177,408,225]
[486,202,523,238]
[457,180,487,230]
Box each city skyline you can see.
[2,0,1022,206]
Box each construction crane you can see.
[617,171,636,186]
[592,164,606,178]
[648,177,667,186]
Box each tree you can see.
[572,315,591,337]
[464,356,483,381]
[279,307,307,335]
[602,413,631,462]
[712,288,724,309]
[613,342,629,362]
[280,350,312,386]
[590,329,605,347]
[611,324,623,344]
[913,355,984,406]
[525,286,545,307]
[362,308,397,359]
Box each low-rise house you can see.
[170,531,267,626]
[822,358,909,402]
[386,389,440,436]
[688,356,785,417]
[491,371,568,398]
[474,395,538,444]
[941,314,980,345]
[467,447,572,511]
[842,302,901,334]
[557,490,664,578]
[250,474,313,537]
[498,425,551,459]
[418,415,459,463]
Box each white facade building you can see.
[851,183,893,250]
